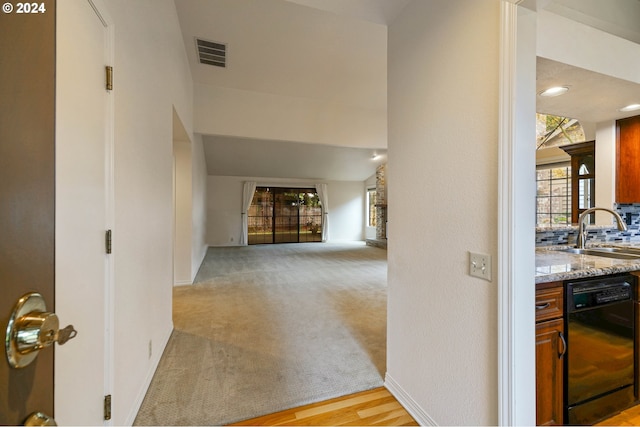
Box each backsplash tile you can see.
[535,204,640,247]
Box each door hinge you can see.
[104,394,112,421]
[106,229,112,254]
[106,66,113,91]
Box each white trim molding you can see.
[385,373,437,426]
[125,326,173,426]
[498,1,537,425]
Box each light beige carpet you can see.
[134,242,387,426]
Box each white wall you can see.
[194,84,387,149]
[537,9,640,84]
[326,180,365,241]
[191,133,208,280]
[174,138,192,285]
[101,0,194,424]
[595,121,616,222]
[386,1,499,425]
[207,176,365,245]
[173,112,208,285]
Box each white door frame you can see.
[55,0,115,424]
[91,1,116,424]
[498,1,537,425]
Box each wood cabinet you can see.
[536,283,565,426]
[616,115,640,203]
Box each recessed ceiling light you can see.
[539,86,569,97]
[619,104,640,112]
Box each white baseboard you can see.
[173,280,192,286]
[385,373,438,426]
[124,325,173,426]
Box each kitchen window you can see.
[536,163,571,226]
[536,114,592,226]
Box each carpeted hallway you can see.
[134,242,387,426]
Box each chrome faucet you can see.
[576,207,627,249]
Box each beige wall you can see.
[191,133,208,279]
[194,84,387,149]
[206,176,366,245]
[97,0,197,423]
[386,0,500,424]
[174,137,193,285]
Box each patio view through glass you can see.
[248,187,323,244]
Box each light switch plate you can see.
[469,252,491,281]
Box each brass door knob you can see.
[5,292,77,369]
[24,412,57,426]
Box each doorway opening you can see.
[172,108,193,286]
[248,187,323,244]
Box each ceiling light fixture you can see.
[539,86,569,97]
[619,104,640,112]
[372,154,380,160]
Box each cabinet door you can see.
[536,318,565,426]
[617,115,640,203]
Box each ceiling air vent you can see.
[196,38,227,68]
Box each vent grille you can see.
[196,38,227,68]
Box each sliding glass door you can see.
[248,187,322,245]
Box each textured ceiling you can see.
[203,136,386,181]
[537,57,640,123]
[543,0,640,45]
[174,0,388,110]
[174,0,640,180]
[202,135,386,181]
[174,0,390,181]
[536,0,640,123]
[283,0,411,25]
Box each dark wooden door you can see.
[0,1,57,424]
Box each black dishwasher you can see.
[565,274,637,425]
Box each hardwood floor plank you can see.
[344,408,412,426]
[372,414,418,426]
[597,403,640,426]
[293,398,396,426]
[357,401,403,418]
[235,385,640,427]
[229,387,418,426]
[293,389,390,419]
[233,411,299,426]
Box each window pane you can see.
[537,169,550,180]
[249,187,322,244]
[536,164,571,226]
[537,214,550,226]
[551,180,569,197]
[578,178,593,209]
[537,180,550,197]
[551,213,570,224]
[550,197,569,213]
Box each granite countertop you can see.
[535,224,613,233]
[536,243,640,284]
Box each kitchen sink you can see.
[562,247,640,260]
[610,246,640,255]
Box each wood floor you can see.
[597,403,640,426]
[232,387,640,427]
[230,387,419,426]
